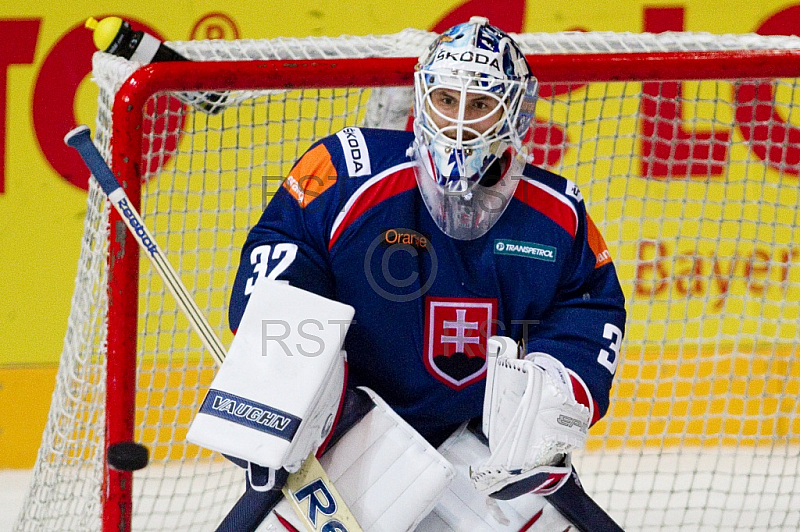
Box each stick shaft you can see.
[65,125,362,532]
[65,125,225,365]
[545,467,625,532]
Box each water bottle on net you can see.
[86,16,227,114]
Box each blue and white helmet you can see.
[414,17,537,189]
[412,17,538,240]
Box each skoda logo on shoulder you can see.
[495,241,505,252]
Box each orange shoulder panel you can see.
[586,214,613,268]
[282,143,338,208]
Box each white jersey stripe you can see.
[336,127,372,177]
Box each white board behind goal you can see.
[14,28,800,531]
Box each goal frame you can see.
[101,49,800,531]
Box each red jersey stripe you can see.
[569,369,600,426]
[514,179,578,238]
[329,164,417,249]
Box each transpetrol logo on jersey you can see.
[494,239,556,262]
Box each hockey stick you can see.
[545,467,625,532]
[467,420,623,531]
[65,125,363,532]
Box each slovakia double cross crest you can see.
[423,296,497,390]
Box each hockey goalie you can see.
[189,15,626,532]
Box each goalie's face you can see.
[427,88,504,142]
[414,71,521,193]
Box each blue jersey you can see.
[230,127,626,445]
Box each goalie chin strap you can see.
[214,388,376,532]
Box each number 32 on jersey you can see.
[244,243,298,295]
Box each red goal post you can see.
[16,29,800,532]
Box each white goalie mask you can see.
[411,16,539,240]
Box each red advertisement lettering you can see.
[0,19,40,194]
[734,6,800,177]
[635,240,799,311]
[32,17,173,191]
[634,240,670,297]
[641,7,730,178]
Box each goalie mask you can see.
[411,16,539,240]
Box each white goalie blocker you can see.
[186,279,354,472]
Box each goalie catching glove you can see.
[471,336,591,499]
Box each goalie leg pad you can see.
[416,423,575,531]
[256,387,455,532]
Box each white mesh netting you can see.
[14,29,800,531]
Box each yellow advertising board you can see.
[2,0,800,467]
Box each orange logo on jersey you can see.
[587,215,612,268]
[283,143,338,208]
[382,228,429,251]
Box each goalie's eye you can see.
[470,98,493,111]
[430,89,500,123]
[431,90,458,112]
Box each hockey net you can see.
[15,29,800,531]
